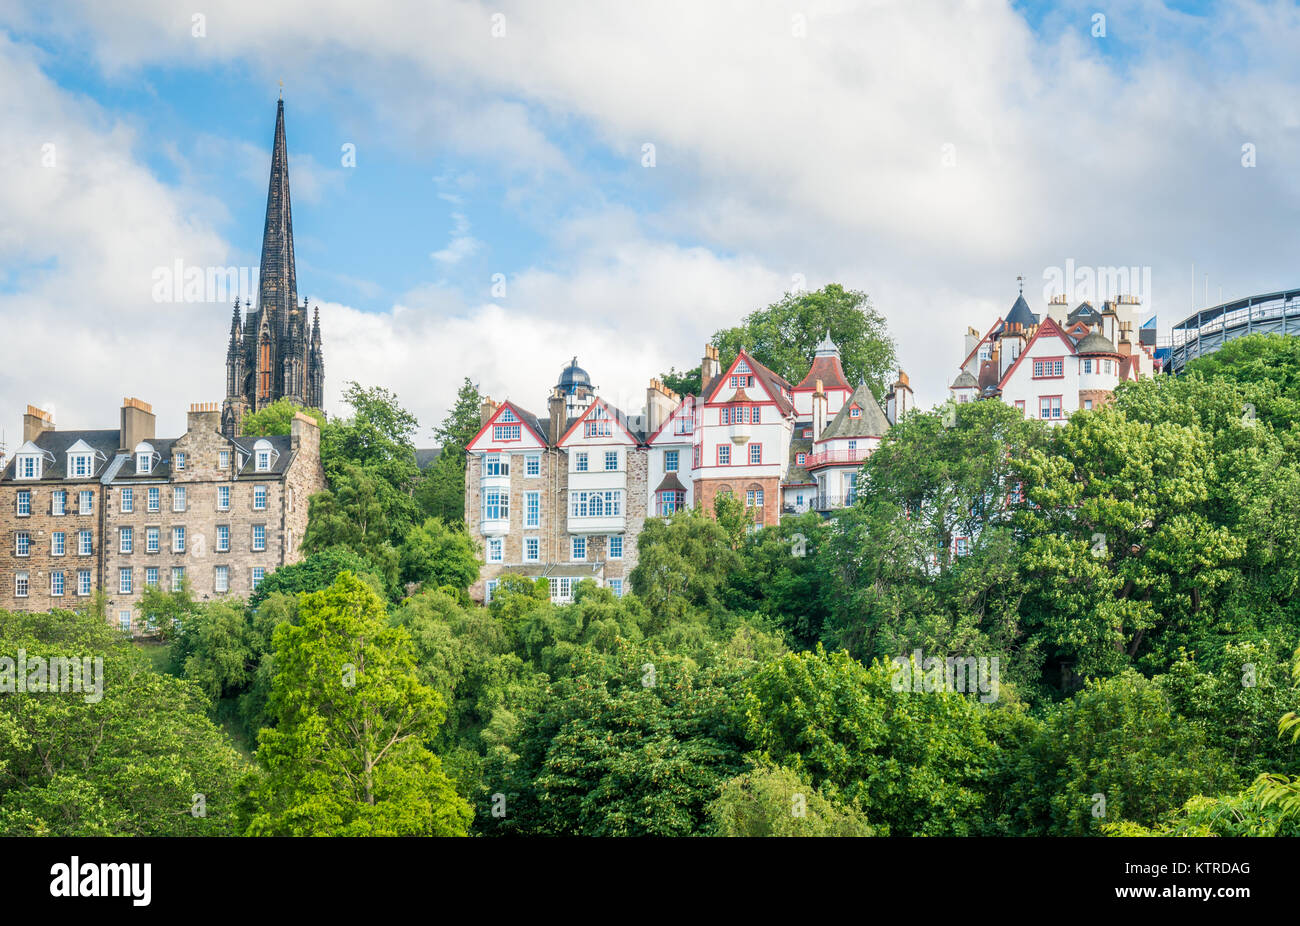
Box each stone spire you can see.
[257,98,298,331]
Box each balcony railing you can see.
[805,448,871,469]
[813,493,856,511]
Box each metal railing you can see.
[805,448,871,468]
[1168,289,1300,373]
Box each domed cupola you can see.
[555,357,596,421]
[557,357,592,394]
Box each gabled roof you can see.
[557,396,645,446]
[1067,301,1103,326]
[996,317,1076,390]
[646,395,695,446]
[704,349,794,416]
[466,401,549,451]
[818,381,890,441]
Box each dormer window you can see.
[16,454,41,480]
[135,442,156,474]
[850,406,862,418]
[253,439,277,472]
[64,439,102,479]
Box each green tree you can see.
[241,398,325,437]
[708,764,875,836]
[497,643,749,836]
[415,377,482,525]
[743,646,1001,836]
[0,608,245,835]
[996,670,1233,835]
[711,283,897,397]
[244,572,471,836]
[398,517,480,595]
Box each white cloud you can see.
[430,213,481,265]
[4,0,1300,421]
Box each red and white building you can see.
[465,343,912,602]
[951,287,1159,423]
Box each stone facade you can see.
[465,441,646,604]
[0,400,325,634]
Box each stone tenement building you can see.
[0,398,325,634]
[222,97,325,438]
[465,344,912,605]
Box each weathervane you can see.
[1017,274,1024,295]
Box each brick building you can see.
[0,398,325,633]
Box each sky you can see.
[1,0,1299,446]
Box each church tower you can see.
[222,97,325,438]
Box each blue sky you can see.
[2,0,1300,441]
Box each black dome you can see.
[557,357,591,391]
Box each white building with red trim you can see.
[951,286,1159,423]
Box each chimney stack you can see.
[290,409,321,453]
[645,377,679,436]
[120,397,156,452]
[479,395,499,427]
[548,388,566,445]
[23,405,54,443]
[184,401,219,438]
[812,379,827,442]
[700,344,721,397]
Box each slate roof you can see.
[415,447,442,471]
[785,437,814,485]
[1067,302,1103,326]
[2,429,119,481]
[114,437,178,480]
[227,434,296,478]
[1006,294,1038,329]
[819,381,890,440]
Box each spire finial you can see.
[1017,274,1024,295]
[279,80,283,100]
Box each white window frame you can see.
[252,524,266,552]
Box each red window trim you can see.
[1031,356,1065,380]
[716,445,731,466]
[749,443,762,464]
[1038,394,1064,419]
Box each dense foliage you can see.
[16,319,1300,837]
